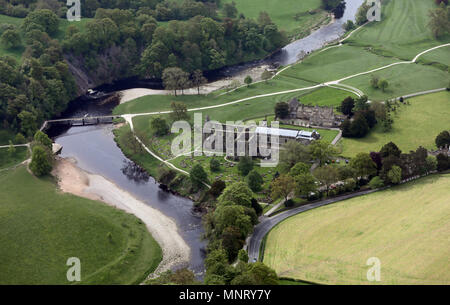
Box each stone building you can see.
[278,98,346,128]
[202,123,319,159]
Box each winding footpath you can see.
[121,43,450,121]
[118,43,450,177]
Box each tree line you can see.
[0,9,77,141]
[0,2,287,139]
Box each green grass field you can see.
[0,14,91,61]
[0,146,28,170]
[340,91,450,158]
[0,166,162,284]
[282,45,398,84]
[222,0,327,37]
[115,0,449,122]
[263,173,450,285]
[346,0,449,60]
[342,63,449,101]
[115,82,357,126]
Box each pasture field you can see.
[0,146,28,170]
[346,0,449,60]
[281,45,398,83]
[116,0,449,122]
[116,82,357,125]
[298,86,358,108]
[419,47,450,68]
[221,0,327,37]
[342,62,449,101]
[0,166,162,284]
[114,75,316,115]
[340,91,450,158]
[263,173,450,285]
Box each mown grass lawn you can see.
[0,166,162,284]
[264,173,450,285]
[0,146,28,170]
[339,91,450,158]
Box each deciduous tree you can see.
[293,173,317,197]
[190,164,208,188]
[244,75,252,87]
[350,152,377,179]
[271,174,295,202]
[29,144,52,176]
[1,29,21,49]
[150,117,169,136]
[309,140,337,166]
[170,101,188,121]
[314,166,339,195]
[218,182,253,207]
[274,102,289,119]
[237,156,253,176]
[191,69,207,95]
[387,165,402,185]
[435,130,450,148]
[246,169,263,192]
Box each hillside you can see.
[263,174,450,285]
[0,166,162,284]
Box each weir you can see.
[40,115,122,131]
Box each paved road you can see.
[246,189,378,263]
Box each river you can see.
[51,0,364,278]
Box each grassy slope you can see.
[114,76,316,115]
[222,0,327,37]
[0,14,91,61]
[117,1,449,120]
[264,173,450,285]
[0,14,25,61]
[340,91,450,158]
[342,63,449,101]
[0,146,28,170]
[283,45,398,83]
[346,0,449,60]
[0,166,162,284]
[113,0,449,175]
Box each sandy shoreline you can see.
[51,157,190,277]
[120,64,271,103]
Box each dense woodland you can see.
[0,9,77,138]
[0,0,289,140]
